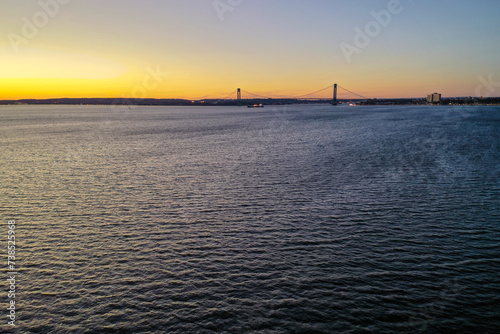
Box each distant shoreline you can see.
[0,97,499,106]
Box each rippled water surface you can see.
[1,105,499,333]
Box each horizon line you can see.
[1,96,497,102]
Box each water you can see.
[1,104,499,333]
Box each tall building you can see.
[427,93,441,104]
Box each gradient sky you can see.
[1,0,499,99]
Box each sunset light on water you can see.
[1,1,499,333]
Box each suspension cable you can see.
[294,85,334,99]
[241,90,273,99]
[338,86,369,99]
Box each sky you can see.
[1,0,499,100]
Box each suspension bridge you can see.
[195,84,370,106]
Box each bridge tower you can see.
[237,88,242,106]
[332,84,338,105]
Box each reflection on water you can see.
[0,105,499,333]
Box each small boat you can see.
[247,104,264,108]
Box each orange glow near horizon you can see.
[0,49,483,100]
[0,65,482,101]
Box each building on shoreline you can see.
[427,93,442,104]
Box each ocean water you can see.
[0,104,499,333]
